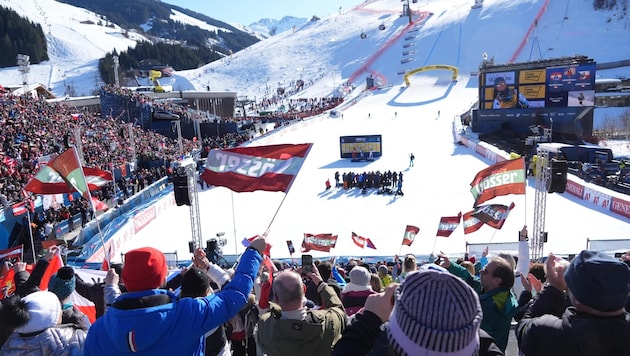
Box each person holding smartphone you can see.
[255,258,347,356]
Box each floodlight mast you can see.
[531,147,550,260]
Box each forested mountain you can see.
[0,7,49,67]
[56,0,259,52]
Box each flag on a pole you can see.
[436,212,462,237]
[462,211,485,234]
[301,233,338,252]
[201,143,313,193]
[402,225,420,246]
[472,202,516,230]
[24,148,113,195]
[91,196,109,211]
[11,202,28,216]
[469,158,526,207]
[39,248,63,291]
[351,232,377,249]
[241,235,272,257]
[0,245,23,261]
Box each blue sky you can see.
[162,0,361,25]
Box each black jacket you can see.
[517,285,630,356]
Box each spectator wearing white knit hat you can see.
[0,290,87,355]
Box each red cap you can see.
[122,247,167,291]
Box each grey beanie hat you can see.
[387,265,483,355]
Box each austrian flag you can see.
[402,225,420,246]
[436,213,462,237]
[201,143,313,193]
[470,158,525,207]
[351,232,377,250]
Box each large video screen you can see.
[480,63,596,110]
[474,59,597,141]
[339,135,382,159]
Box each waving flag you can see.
[11,202,29,216]
[472,202,515,230]
[241,235,272,257]
[0,245,23,262]
[67,290,96,324]
[470,158,525,207]
[301,233,337,252]
[351,232,377,250]
[402,225,420,246]
[201,143,313,193]
[24,147,113,195]
[436,212,462,237]
[462,211,485,234]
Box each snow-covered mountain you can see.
[247,16,309,38]
[1,0,628,99]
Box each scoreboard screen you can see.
[339,135,382,159]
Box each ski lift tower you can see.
[17,54,30,92]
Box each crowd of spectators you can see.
[1,230,629,355]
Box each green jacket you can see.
[255,283,347,356]
[448,262,518,352]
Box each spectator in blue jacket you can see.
[83,238,265,355]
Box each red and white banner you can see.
[351,232,377,249]
[436,213,462,237]
[469,158,525,207]
[462,211,484,235]
[201,143,313,193]
[402,225,420,246]
[0,245,23,261]
[301,233,338,252]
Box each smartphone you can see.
[302,254,313,273]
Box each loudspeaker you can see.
[173,170,191,206]
[188,241,195,254]
[547,159,568,193]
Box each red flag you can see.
[351,232,366,249]
[0,245,23,261]
[472,202,515,230]
[11,202,28,216]
[462,211,485,234]
[24,153,113,195]
[469,158,525,207]
[91,196,109,211]
[402,225,419,246]
[301,233,337,252]
[242,235,272,257]
[39,249,63,290]
[0,268,16,299]
[67,290,96,324]
[436,212,462,237]
[351,232,377,250]
[262,257,276,285]
[201,143,313,193]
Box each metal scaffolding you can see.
[531,148,550,260]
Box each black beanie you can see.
[181,267,210,297]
